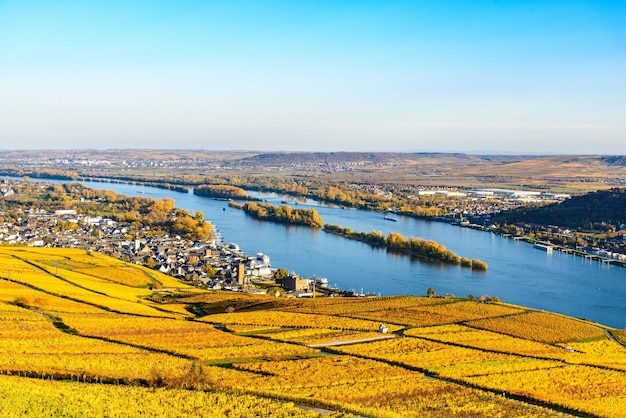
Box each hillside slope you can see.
[492,187,626,229]
[1,247,626,417]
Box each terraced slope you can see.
[1,247,625,417]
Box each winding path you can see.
[306,334,398,348]
[605,329,626,349]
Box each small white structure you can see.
[256,252,270,266]
[534,243,553,253]
[54,209,77,216]
[84,216,103,225]
[313,275,329,287]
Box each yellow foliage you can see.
[278,295,444,315]
[465,365,626,417]
[257,327,384,346]
[225,324,282,333]
[0,303,190,381]
[466,311,605,343]
[334,337,520,372]
[559,339,626,370]
[0,247,624,417]
[346,300,523,327]
[0,281,104,314]
[1,256,176,317]
[61,313,318,362]
[404,323,626,371]
[405,324,572,358]
[0,375,320,418]
[202,310,401,332]
[233,356,561,417]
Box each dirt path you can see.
[307,334,397,348]
[605,329,626,349]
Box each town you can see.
[2,176,625,296]
[0,179,328,297]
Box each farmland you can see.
[1,247,625,417]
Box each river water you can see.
[29,178,626,328]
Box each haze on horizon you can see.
[1,1,624,154]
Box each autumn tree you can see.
[274,268,289,285]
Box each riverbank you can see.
[323,224,488,270]
[428,216,626,269]
[30,174,624,270]
[6,175,626,329]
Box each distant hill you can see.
[2,150,625,192]
[600,156,626,167]
[492,187,626,230]
[230,151,435,165]
[226,152,520,167]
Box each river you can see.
[24,178,626,329]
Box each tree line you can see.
[323,224,488,270]
[3,167,497,222]
[1,181,212,241]
[194,184,248,199]
[241,202,324,228]
[492,187,626,232]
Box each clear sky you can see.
[0,0,624,154]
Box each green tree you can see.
[274,268,289,285]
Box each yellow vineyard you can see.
[1,247,625,417]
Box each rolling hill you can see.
[1,247,626,416]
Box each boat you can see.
[384,216,398,222]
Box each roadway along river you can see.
[46,179,626,329]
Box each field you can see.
[1,247,626,417]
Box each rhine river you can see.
[38,179,626,329]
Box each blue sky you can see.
[0,1,624,153]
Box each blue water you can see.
[24,179,626,328]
